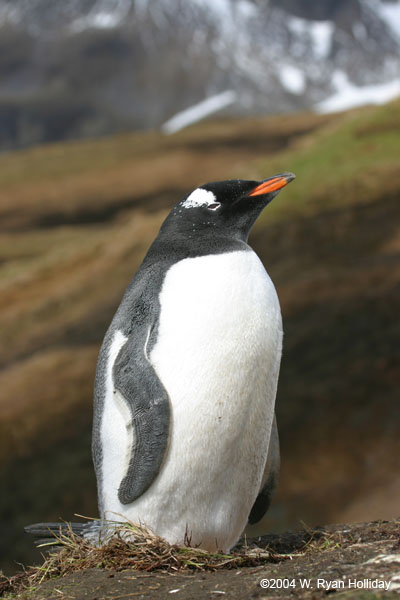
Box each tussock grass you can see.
[0,519,369,596]
[0,522,294,597]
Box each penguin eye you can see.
[208,202,221,211]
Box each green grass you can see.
[253,100,400,222]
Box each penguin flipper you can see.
[113,331,170,505]
[248,413,280,525]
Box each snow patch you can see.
[287,15,307,36]
[279,64,306,95]
[288,16,334,58]
[311,21,334,58]
[315,71,400,113]
[190,0,232,19]
[70,0,131,32]
[161,90,237,134]
[236,0,258,19]
[375,0,400,39]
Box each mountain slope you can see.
[0,0,399,150]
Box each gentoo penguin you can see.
[92,173,295,552]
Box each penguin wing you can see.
[248,413,280,524]
[112,326,170,505]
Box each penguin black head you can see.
[165,172,295,241]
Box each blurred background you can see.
[0,0,399,575]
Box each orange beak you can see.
[248,172,296,197]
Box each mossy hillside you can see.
[253,100,400,221]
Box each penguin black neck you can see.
[144,214,252,266]
[161,201,261,242]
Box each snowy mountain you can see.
[0,0,399,149]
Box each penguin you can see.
[91,172,295,552]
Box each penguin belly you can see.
[101,250,282,552]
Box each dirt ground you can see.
[4,519,399,599]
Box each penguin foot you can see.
[24,521,106,547]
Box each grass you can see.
[253,100,400,222]
[0,522,294,597]
[0,517,374,597]
[2,519,398,597]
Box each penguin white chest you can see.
[146,249,283,550]
[150,251,282,394]
[152,249,282,404]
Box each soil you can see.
[5,519,400,599]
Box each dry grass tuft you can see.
[0,521,295,596]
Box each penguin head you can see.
[168,172,295,241]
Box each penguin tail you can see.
[24,521,104,548]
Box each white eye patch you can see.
[182,188,220,210]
